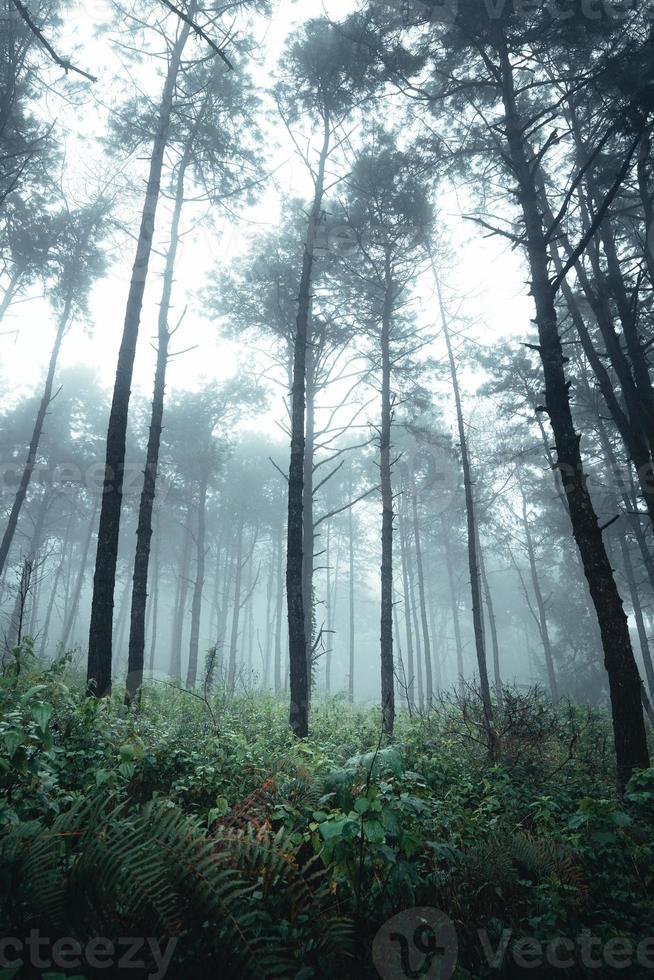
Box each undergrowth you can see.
[0,643,652,978]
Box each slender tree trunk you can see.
[498,35,648,786]
[227,518,245,693]
[325,520,332,693]
[287,111,330,738]
[126,149,190,703]
[405,500,424,709]
[619,529,654,700]
[148,524,160,674]
[186,471,208,689]
[87,16,192,697]
[379,250,395,734]
[302,350,316,697]
[274,522,283,694]
[170,506,192,679]
[519,494,559,704]
[0,296,72,578]
[411,487,433,710]
[263,537,274,688]
[59,496,99,652]
[40,509,71,657]
[348,483,355,703]
[439,288,493,737]
[478,542,502,706]
[113,575,131,667]
[443,521,465,685]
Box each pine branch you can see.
[10,0,97,81]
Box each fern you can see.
[0,789,353,978]
[0,793,349,978]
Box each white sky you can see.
[0,0,535,424]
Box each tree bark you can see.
[126,148,190,703]
[498,34,649,787]
[379,250,395,734]
[87,16,192,697]
[286,110,330,737]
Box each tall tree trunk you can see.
[287,111,330,738]
[443,520,464,685]
[411,487,433,710]
[263,537,274,688]
[169,506,192,679]
[348,482,356,703]
[498,35,648,786]
[379,250,395,734]
[0,296,72,578]
[302,350,316,698]
[478,541,502,706]
[520,496,559,703]
[619,528,654,700]
[59,496,99,652]
[325,520,332,693]
[40,508,72,657]
[87,17,192,697]
[274,521,283,695]
[439,288,493,737]
[227,517,245,693]
[126,148,190,703]
[148,523,160,674]
[186,471,208,689]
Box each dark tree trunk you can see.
[287,112,330,737]
[148,524,160,674]
[87,17,192,698]
[126,148,190,703]
[302,348,316,697]
[379,251,395,734]
[186,471,208,689]
[498,35,649,787]
[0,295,72,578]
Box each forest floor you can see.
[1,645,653,979]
